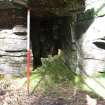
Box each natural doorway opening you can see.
[30,16,71,69]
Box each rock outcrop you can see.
[75,0,105,76]
[78,15,105,76]
[0,25,27,75]
[0,0,105,77]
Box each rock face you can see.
[62,0,105,77]
[0,25,27,75]
[77,16,105,76]
[0,0,105,77]
[13,0,85,16]
[75,0,105,76]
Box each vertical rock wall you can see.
[0,25,27,75]
[62,0,105,77]
[75,0,105,76]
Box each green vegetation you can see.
[28,53,84,94]
[25,53,105,99]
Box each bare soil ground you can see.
[0,78,105,105]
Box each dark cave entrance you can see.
[30,16,72,69]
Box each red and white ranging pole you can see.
[27,8,31,94]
